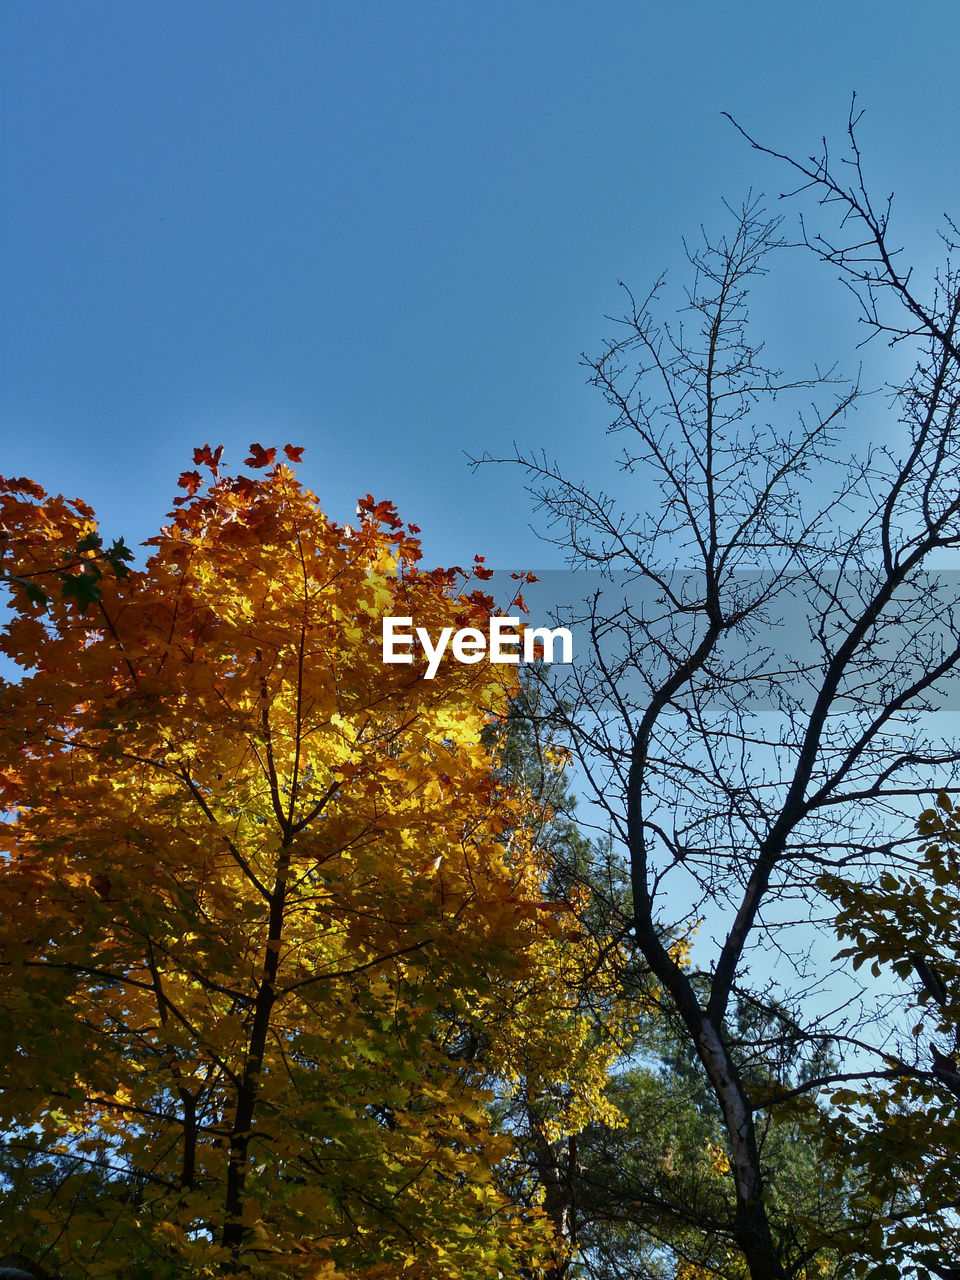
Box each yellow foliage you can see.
[0,453,622,1279]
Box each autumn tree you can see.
[479,104,960,1278]
[0,448,623,1279]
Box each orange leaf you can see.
[245,443,277,469]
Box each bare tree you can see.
[478,104,960,1278]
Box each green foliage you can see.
[815,793,960,1280]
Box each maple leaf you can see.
[244,442,277,468]
[283,444,305,463]
[177,469,203,494]
[193,443,225,474]
[465,588,495,610]
[356,493,403,529]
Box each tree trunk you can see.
[693,1012,787,1279]
[221,847,290,1265]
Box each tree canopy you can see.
[0,450,623,1279]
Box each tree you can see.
[0,447,622,1279]
[565,987,849,1280]
[479,104,960,1278]
[487,681,847,1280]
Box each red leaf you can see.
[245,443,277,469]
[466,589,495,610]
[283,444,305,463]
[0,476,46,499]
[192,443,224,474]
[356,494,402,529]
[177,470,203,495]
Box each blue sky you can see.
[2,1,958,569]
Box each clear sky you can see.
[2,1,958,569]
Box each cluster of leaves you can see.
[0,475,133,611]
[0,449,624,1279]
[814,795,960,1280]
